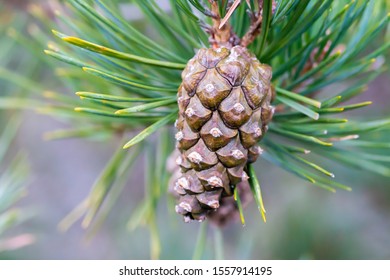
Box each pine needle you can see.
[248,165,267,223]
[53,30,186,69]
[234,187,246,226]
[192,221,208,260]
[219,0,241,29]
[123,112,177,149]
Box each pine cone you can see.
[173,46,274,222]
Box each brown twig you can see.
[240,0,264,47]
[200,0,241,48]
[209,1,235,48]
[203,0,273,49]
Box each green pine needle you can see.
[53,30,186,69]
[115,98,177,115]
[248,165,267,223]
[123,112,177,149]
[192,221,208,260]
[276,87,322,108]
[234,187,246,226]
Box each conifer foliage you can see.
[44,0,390,222]
[1,0,389,257]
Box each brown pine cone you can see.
[173,46,274,222]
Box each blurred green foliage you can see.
[0,3,33,253]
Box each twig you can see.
[207,0,238,48]
[240,0,264,47]
[202,0,218,19]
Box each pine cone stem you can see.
[240,0,263,47]
[209,1,237,48]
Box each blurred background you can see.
[0,0,389,260]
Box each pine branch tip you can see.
[259,209,267,223]
[51,29,63,37]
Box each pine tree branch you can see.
[241,0,263,47]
